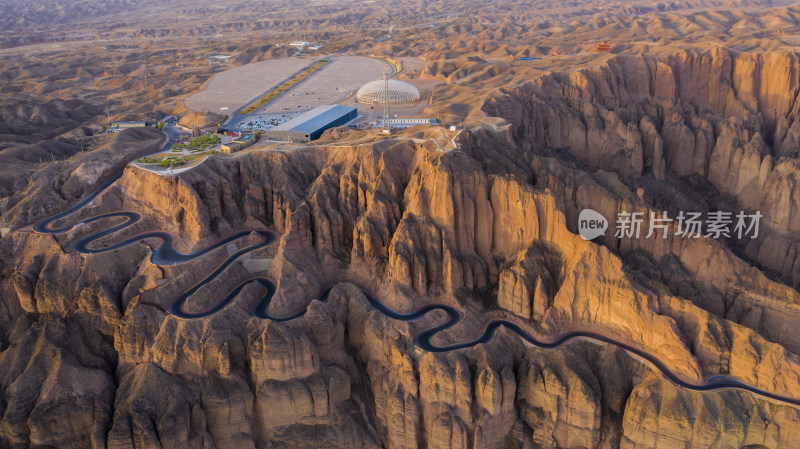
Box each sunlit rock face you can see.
[5,101,800,447]
[4,1,800,448]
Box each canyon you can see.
[2,0,800,448]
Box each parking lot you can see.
[234,112,300,132]
[257,56,392,114]
[183,57,311,113]
[185,55,393,114]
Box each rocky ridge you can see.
[2,46,800,448]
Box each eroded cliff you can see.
[2,47,800,449]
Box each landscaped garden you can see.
[171,134,221,152]
[135,134,223,169]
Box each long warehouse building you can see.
[267,105,357,142]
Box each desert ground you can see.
[2,0,800,448]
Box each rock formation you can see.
[3,1,800,447]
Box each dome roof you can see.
[356,79,420,104]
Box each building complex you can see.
[266,105,357,142]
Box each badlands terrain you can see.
[2,0,800,448]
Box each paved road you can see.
[161,122,183,148]
[30,171,800,409]
[254,286,800,408]
[162,123,180,140]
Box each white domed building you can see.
[356,78,421,104]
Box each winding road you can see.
[31,172,800,408]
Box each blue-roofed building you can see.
[266,105,357,142]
